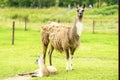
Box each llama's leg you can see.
[70,54,73,70]
[41,33,49,64]
[65,49,69,72]
[42,42,49,64]
[31,71,43,77]
[70,48,76,70]
[48,45,54,65]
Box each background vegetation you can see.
[0,0,118,8]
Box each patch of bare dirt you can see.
[4,75,32,80]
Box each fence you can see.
[65,19,118,33]
[0,19,118,45]
[1,18,118,33]
[83,20,118,33]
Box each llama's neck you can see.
[38,59,49,73]
[76,20,83,36]
[72,16,83,37]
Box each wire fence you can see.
[0,18,118,33]
[64,19,118,33]
[9,19,118,45]
[0,19,118,45]
[83,20,118,33]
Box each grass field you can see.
[0,28,118,80]
[0,6,118,80]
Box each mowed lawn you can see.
[0,27,118,80]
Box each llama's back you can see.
[41,22,61,45]
[41,22,67,34]
[41,22,79,52]
[41,22,71,52]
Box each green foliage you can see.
[10,14,29,21]
[0,0,118,8]
[101,2,107,7]
[0,5,118,23]
[85,5,118,15]
[0,0,56,8]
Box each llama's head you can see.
[76,4,85,18]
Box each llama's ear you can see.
[83,4,85,9]
[35,56,40,64]
[76,4,79,9]
[38,56,41,59]
[76,5,79,12]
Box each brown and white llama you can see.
[35,56,57,77]
[41,5,85,72]
[18,56,57,77]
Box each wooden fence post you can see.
[12,21,15,45]
[25,18,27,31]
[93,20,95,33]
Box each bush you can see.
[11,14,19,19]
[101,2,107,7]
[86,5,118,15]
[10,13,29,21]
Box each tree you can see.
[0,0,118,8]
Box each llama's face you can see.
[77,5,85,17]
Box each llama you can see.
[35,56,57,76]
[41,5,85,72]
[18,56,57,77]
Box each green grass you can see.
[0,27,118,80]
[0,6,118,80]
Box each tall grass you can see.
[0,5,118,34]
[0,5,118,23]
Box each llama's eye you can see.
[36,59,38,63]
[77,9,79,12]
